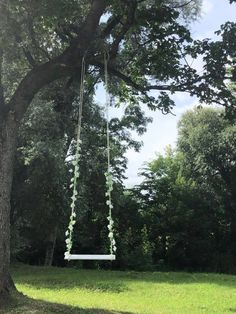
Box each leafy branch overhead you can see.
[0,0,235,123]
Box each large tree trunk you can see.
[0,113,17,297]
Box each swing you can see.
[64,53,116,261]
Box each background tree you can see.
[178,107,236,270]
[134,108,236,272]
[136,148,219,271]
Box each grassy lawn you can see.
[2,265,236,313]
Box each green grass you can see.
[2,264,236,313]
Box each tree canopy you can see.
[0,0,235,122]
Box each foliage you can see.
[114,191,154,271]
[178,108,236,185]
[0,0,235,118]
[136,148,218,270]
[177,107,236,269]
[132,107,236,272]
[11,97,69,264]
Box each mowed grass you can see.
[3,264,236,313]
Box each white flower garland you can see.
[105,171,116,254]
[104,51,116,255]
[64,139,82,260]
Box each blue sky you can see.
[96,0,236,187]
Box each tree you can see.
[178,107,236,268]
[137,148,220,270]
[0,0,236,296]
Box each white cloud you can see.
[202,0,214,15]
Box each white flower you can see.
[108,219,113,225]
[71,195,76,202]
[68,225,73,231]
[64,252,70,259]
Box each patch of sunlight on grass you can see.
[11,265,236,314]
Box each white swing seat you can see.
[65,254,116,261]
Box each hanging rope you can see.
[65,57,86,259]
[104,51,116,255]
[64,52,116,260]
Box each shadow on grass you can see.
[12,266,129,293]
[16,277,128,293]
[122,270,236,288]
[0,292,132,314]
[12,265,236,292]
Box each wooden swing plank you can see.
[65,254,116,261]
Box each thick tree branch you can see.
[79,0,106,44]
[91,59,233,110]
[170,0,194,9]
[8,0,107,122]
[9,59,74,121]
[91,60,190,94]
[0,48,4,109]
[109,1,137,58]
[101,16,121,38]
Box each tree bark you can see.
[44,225,58,267]
[0,113,17,296]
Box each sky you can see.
[96,0,236,187]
